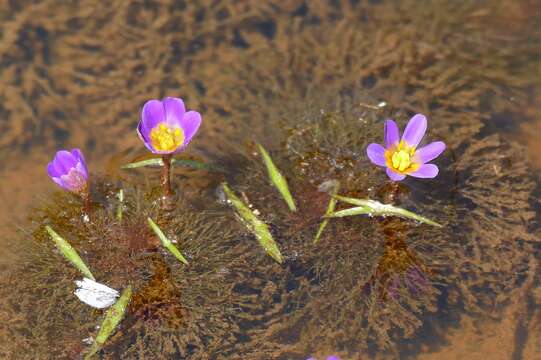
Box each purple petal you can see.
[47,162,60,178]
[178,110,201,150]
[75,162,88,181]
[386,168,406,181]
[52,150,78,175]
[51,176,65,188]
[384,120,400,148]
[401,114,427,148]
[414,141,445,164]
[71,148,88,178]
[71,148,85,165]
[409,164,439,178]
[162,97,186,126]
[327,357,341,360]
[141,99,165,132]
[366,143,386,166]
[137,121,158,153]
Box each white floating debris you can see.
[82,337,94,345]
[377,101,387,108]
[74,278,119,309]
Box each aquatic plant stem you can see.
[81,187,92,214]
[161,154,176,212]
[162,154,173,198]
[388,181,400,203]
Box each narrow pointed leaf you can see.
[314,180,340,243]
[45,226,95,280]
[121,158,224,172]
[257,143,297,212]
[222,183,283,264]
[330,195,442,227]
[84,286,132,359]
[325,206,373,218]
[147,217,189,265]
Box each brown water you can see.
[0,0,540,359]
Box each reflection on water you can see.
[0,0,540,359]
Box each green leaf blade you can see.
[147,217,189,265]
[85,286,132,359]
[326,206,373,218]
[257,143,297,212]
[45,226,95,280]
[121,157,225,172]
[314,180,340,243]
[222,183,283,264]
[331,196,443,227]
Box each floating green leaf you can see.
[45,226,95,280]
[327,195,443,227]
[84,285,132,360]
[314,180,340,243]
[222,183,283,264]
[147,217,189,265]
[121,157,224,172]
[257,143,297,212]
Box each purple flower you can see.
[366,114,446,181]
[47,149,89,193]
[137,97,202,154]
[307,356,341,360]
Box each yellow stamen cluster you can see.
[150,123,185,152]
[385,141,419,174]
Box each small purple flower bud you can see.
[47,149,89,193]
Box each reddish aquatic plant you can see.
[366,114,445,181]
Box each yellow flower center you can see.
[385,141,420,174]
[150,123,185,152]
[392,149,412,172]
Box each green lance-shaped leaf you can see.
[313,180,340,244]
[147,217,189,265]
[257,143,297,212]
[84,285,132,360]
[45,226,95,280]
[121,157,224,172]
[327,195,443,227]
[222,183,283,264]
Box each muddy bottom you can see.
[0,1,540,359]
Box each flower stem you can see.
[162,154,173,197]
[388,181,400,203]
[161,154,175,212]
[81,187,92,214]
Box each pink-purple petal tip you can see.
[384,119,400,148]
[366,143,386,167]
[402,114,427,148]
[409,164,439,178]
